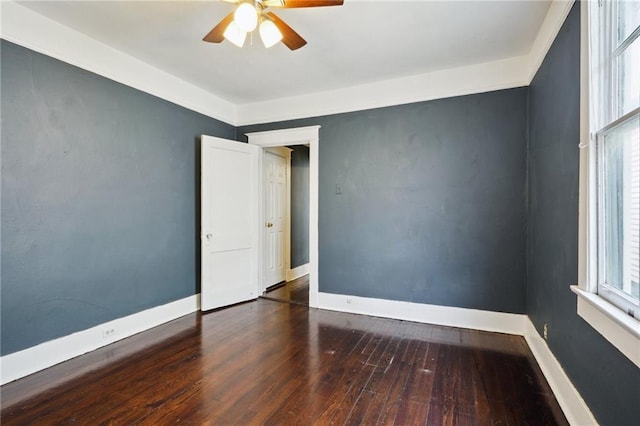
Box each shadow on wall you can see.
[290,145,310,269]
[194,136,202,294]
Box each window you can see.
[590,0,640,318]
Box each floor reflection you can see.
[1,299,566,425]
[261,274,309,305]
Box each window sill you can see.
[570,286,640,367]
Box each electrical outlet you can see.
[102,327,116,338]
[543,323,548,340]
[336,183,343,195]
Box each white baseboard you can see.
[318,292,528,335]
[0,294,200,385]
[318,292,596,425]
[286,263,309,282]
[1,289,597,426]
[524,320,597,426]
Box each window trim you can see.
[595,107,640,316]
[577,0,640,368]
[571,286,640,366]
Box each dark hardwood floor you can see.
[262,274,309,305]
[1,299,567,425]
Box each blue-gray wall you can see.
[290,145,310,268]
[239,88,529,314]
[527,3,639,425]
[4,11,634,425]
[1,40,235,355]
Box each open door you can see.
[201,135,259,311]
[263,147,291,288]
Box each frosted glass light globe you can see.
[259,20,283,48]
[234,3,258,32]
[224,21,247,47]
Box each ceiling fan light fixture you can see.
[234,2,258,32]
[223,21,247,47]
[259,19,283,48]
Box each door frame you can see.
[262,146,292,288]
[246,125,320,308]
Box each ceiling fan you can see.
[203,0,344,50]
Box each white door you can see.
[201,136,259,311]
[264,150,288,287]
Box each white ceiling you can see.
[17,0,552,105]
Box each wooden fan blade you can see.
[266,12,307,50]
[203,12,235,43]
[273,0,344,8]
[261,0,286,7]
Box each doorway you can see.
[263,144,310,305]
[246,126,320,308]
[262,274,310,305]
[262,147,291,289]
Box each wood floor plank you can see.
[376,338,422,425]
[339,332,402,424]
[357,337,408,425]
[262,327,367,424]
[1,299,568,426]
[393,340,433,424]
[312,333,380,424]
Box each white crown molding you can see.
[318,292,528,336]
[236,0,575,126]
[0,294,201,385]
[237,55,530,126]
[0,1,575,127]
[526,0,576,83]
[0,1,237,126]
[524,319,597,426]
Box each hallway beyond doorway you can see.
[261,275,309,306]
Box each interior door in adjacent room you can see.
[201,136,259,311]
[263,148,290,288]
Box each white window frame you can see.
[596,110,640,315]
[574,0,640,368]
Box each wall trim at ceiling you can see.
[0,1,237,126]
[236,55,530,126]
[0,0,575,129]
[0,294,201,385]
[526,0,576,83]
[236,0,575,126]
